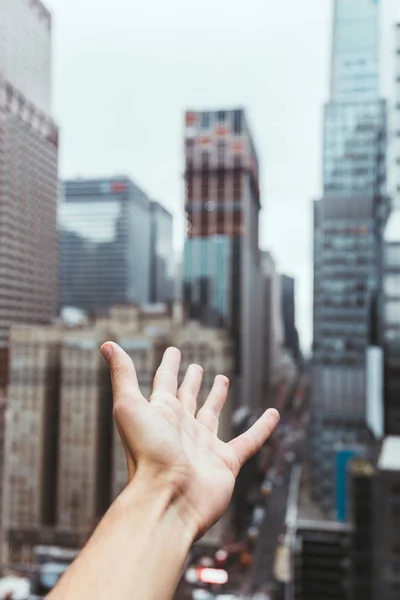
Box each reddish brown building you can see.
[183,108,264,411]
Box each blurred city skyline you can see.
[46,0,337,353]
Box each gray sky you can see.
[47,0,333,352]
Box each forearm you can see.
[47,473,195,600]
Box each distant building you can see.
[347,439,400,600]
[382,20,400,436]
[183,108,264,411]
[373,437,400,599]
[289,468,352,600]
[0,0,59,389]
[2,304,234,563]
[149,201,174,304]
[383,215,400,435]
[60,177,153,315]
[261,252,285,402]
[281,275,301,364]
[310,0,388,511]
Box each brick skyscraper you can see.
[183,108,264,411]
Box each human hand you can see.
[101,343,280,540]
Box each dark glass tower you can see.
[60,177,153,316]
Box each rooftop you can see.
[295,468,350,532]
[378,436,400,471]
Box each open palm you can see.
[102,343,280,538]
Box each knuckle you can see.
[113,400,127,421]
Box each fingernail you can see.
[101,343,113,362]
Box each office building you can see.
[290,469,352,600]
[281,275,301,365]
[2,303,234,563]
[60,177,153,315]
[183,108,264,411]
[2,325,62,565]
[347,458,375,600]
[261,252,285,404]
[373,437,400,600]
[348,440,400,600]
[57,337,113,538]
[382,20,400,436]
[0,0,59,389]
[310,0,388,511]
[149,201,174,304]
[292,439,400,600]
[383,218,400,434]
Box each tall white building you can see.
[0,0,59,389]
[0,0,52,114]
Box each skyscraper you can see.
[183,108,264,410]
[311,0,389,511]
[0,0,59,389]
[149,201,174,304]
[60,177,153,315]
[382,19,400,436]
[281,275,301,365]
[330,0,379,102]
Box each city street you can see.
[176,380,307,600]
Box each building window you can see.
[186,173,193,202]
[217,172,225,202]
[217,141,226,164]
[186,139,194,164]
[233,110,242,135]
[217,209,224,234]
[201,207,208,236]
[200,112,211,129]
[217,111,226,123]
[201,151,209,169]
[233,170,241,202]
[233,156,242,169]
[233,209,242,234]
[201,176,209,200]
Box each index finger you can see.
[152,347,181,396]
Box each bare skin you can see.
[47,345,279,600]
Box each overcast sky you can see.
[46,0,336,351]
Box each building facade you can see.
[310,0,388,511]
[60,177,153,315]
[281,275,301,365]
[261,252,285,405]
[183,108,264,411]
[0,0,59,390]
[2,304,234,563]
[382,19,400,437]
[149,201,174,304]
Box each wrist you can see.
[118,467,198,546]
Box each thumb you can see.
[101,342,145,406]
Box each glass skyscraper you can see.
[331,0,379,102]
[311,0,389,511]
[60,177,153,315]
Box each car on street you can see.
[260,480,273,496]
[252,506,265,527]
[192,588,214,600]
[247,525,260,541]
